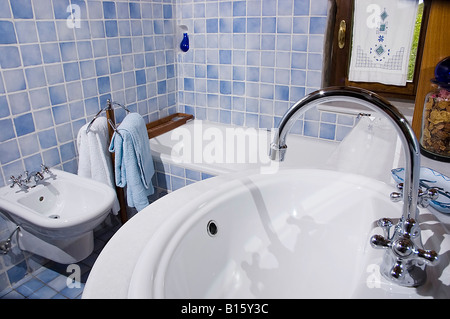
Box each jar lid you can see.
[431,57,450,88]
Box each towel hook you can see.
[107,118,122,138]
[86,99,131,133]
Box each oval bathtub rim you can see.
[127,168,401,299]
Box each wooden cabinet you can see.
[412,0,450,138]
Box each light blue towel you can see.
[109,113,155,211]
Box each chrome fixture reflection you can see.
[269,86,438,287]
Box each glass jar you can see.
[420,84,450,162]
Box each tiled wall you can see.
[0,0,177,291]
[0,0,177,188]
[175,0,346,138]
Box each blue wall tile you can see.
[63,62,81,82]
[36,21,57,42]
[294,0,310,15]
[319,123,336,140]
[309,17,327,34]
[95,58,109,76]
[21,44,43,66]
[103,2,116,19]
[206,18,218,33]
[76,41,93,60]
[0,119,15,142]
[105,20,118,37]
[38,128,57,149]
[9,92,30,114]
[97,77,111,94]
[0,21,17,44]
[129,3,141,19]
[18,133,39,156]
[14,113,35,137]
[41,43,61,63]
[3,69,26,92]
[0,0,11,18]
[10,0,33,19]
[0,139,21,164]
[49,85,67,105]
[0,96,10,118]
[53,0,69,19]
[0,46,21,68]
[34,108,54,130]
[233,18,246,33]
[15,21,38,43]
[59,42,77,61]
[45,64,64,85]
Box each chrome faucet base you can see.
[371,218,438,287]
[379,253,427,287]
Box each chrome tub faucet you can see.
[269,86,438,287]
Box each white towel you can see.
[348,0,418,86]
[77,117,120,214]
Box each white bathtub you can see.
[149,119,339,177]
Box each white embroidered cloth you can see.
[348,0,419,86]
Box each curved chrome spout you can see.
[270,87,438,287]
[270,86,419,221]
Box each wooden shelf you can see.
[146,113,194,139]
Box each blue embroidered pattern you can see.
[354,6,405,70]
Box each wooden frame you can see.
[411,0,450,137]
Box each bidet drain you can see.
[48,215,60,219]
[207,220,218,237]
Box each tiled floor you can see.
[0,221,120,299]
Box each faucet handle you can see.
[418,188,439,208]
[388,219,438,275]
[377,218,394,239]
[390,183,440,208]
[370,234,391,249]
[390,192,402,202]
[370,218,394,249]
[41,164,50,173]
[9,175,21,188]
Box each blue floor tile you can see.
[1,219,120,299]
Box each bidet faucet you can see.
[269,86,438,287]
[9,163,54,190]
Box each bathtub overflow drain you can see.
[48,215,60,219]
[207,220,218,237]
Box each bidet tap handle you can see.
[9,175,23,187]
[41,164,50,173]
